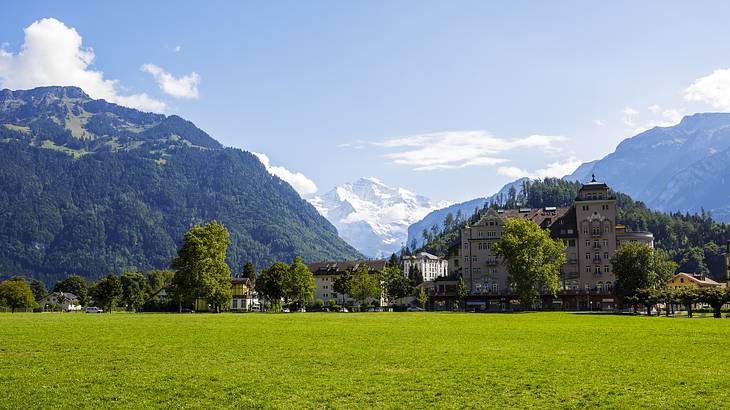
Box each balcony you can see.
[485,259,498,266]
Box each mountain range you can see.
[0,86,361,284]
[308,178,449,257]
[566,113,730,221]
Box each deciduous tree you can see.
[383,265,412,306]
[171,221,232,312]
[30,279,47,302]
[121,271,150,312]
[286,257,315,309]
[698,287,729,318]
[612,242,677,306]
[53,275,89,306]
[493,219,566,306]
[349,266,381,307]
[257,262,289,310]
[0,279,36,312]
[456,277,469,311]
[89,275,123,313]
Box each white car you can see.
[407,307,426,312]
[282,307,291,313]
[85,307,103,313]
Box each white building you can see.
[39,292,82,311]
[403,252,449,282]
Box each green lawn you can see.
[1,312,728,409]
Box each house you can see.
[307,260,387,307]
[458,176,654,310]
[668,273,723,289]
[402,252,449,281]
[39,292,82,311]
[230,277,258,311]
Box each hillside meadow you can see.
[1,312,728,409]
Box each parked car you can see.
[282,307,291,313]
[407,307,426,312]
[85,307,103,313]
[367,307,384,312]
[340,307,349,313]
[180,308,195,313]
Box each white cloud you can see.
[684,68,730,110]
[253,152,318,195]
[371,130,568,171]
[141,63,200,99]
[648,104,660,113]
[593,119,605,126]
[497,157,582,179]
[0,18,166,112]
[174,45,182,53]
[622,106,639,126]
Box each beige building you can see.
[459,177,654,310]
[668,272,722,289]
[308,260,387,306]
[403,252,448,281]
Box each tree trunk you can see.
[646,304,651,316]
[687,304,693,318]
[714,305,722,319]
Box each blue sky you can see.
[3,1,730,202]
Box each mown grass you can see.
[0,312,728,409]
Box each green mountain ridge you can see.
[0,86,362,285]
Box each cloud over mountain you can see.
[0,18,167,112]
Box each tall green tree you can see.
[383,265,412,306]
[242,261,257,287]
[675,287,699,318]
[612,242,677,306]
[456,277,469,311]
[676,247,709,275]
[121,271,150,312]
[417,286,428,309]
[0,279,36,312]
[29,279,47,302]
[257,262,289,310]
[171,221,232,312]
[89,275,123,313]
[286,257,315,309]
[349,266,381,307]
[333,271,353,305]
[493,219,566,306]
[53,275,89,306]
[698,287,729,318]
[146,270,174,296]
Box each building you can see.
[230,277,258,311]
[402,252,449,281]
[459,176,654,310]
[668,272,723,289]
[39,292,82,311]
[308,260,387,306]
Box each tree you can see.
[409,265,423,286]
[286,257,315,309]
[30,279,47,302]
[53,275,89,306]
[443,212,454,232]
[146,270,174,296]
[675,287,699,318]
[410,238,418,254]
[257,262,289,310]
[0,279,36,312]
[493,219,566,307]
[383,265,413,306]
[698,287,729,318]
[171,221,232,312]
[242,262,257,287]
[349,266,381,307]
[456,277,469,311]
[89,275,123,313]
[417,286,428,309]
[612,242,677,306]
[387,253,400,270]
[676,246,709,275]
[121,271,150,312]
[333,271,353,306]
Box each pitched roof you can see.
[673,272,721,287]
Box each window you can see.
[592,227,601,235]
[594,253,600,260]
[586,267,591,273]
[568,239,576,247]
[585,240,591,247]
[604,265,609,273]
[492,283,498,293]
[603,252,609,260]
[594,267,600,274]
[603,239,608,247]
[585,253,591,260]
[567,229,574,234]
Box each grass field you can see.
[1,312,729,409]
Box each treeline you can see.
[414,178,730,280]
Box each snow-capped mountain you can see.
[308,177,450,258]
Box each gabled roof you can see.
[673,272,721,287]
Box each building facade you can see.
[308,260,387,306]
[459,177,654,310]
[668,273,722,289]
[402,252,449,281]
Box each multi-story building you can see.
[307,260,387,306]
[459,176,654,310]
[402,252,449,281]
